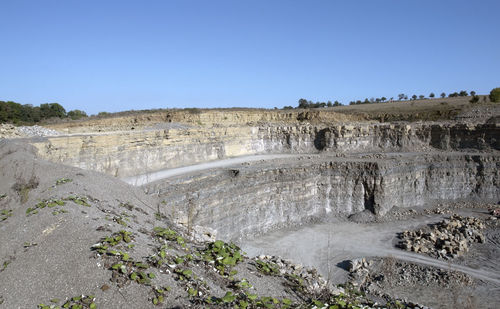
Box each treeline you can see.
[348,90,479,105]
[283,98,343,109]
[0,101,87,125]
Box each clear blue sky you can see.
[1,0,499,115]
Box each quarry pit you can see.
[1,100,499,308]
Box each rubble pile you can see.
[16,125,60,137]
[0,124,61,138]
[254,255,328,294]
[0,124,23,138]
[399,215,485,259]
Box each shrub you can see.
[489,87,500,102]
[469,96,480,103]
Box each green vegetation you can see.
[0,209,13,222]
[469,95,480,103]
[151,286,170,305]
[38,294,97,309]
[26,195,91,216]
[0,100,88,125]
[26,198,66,216]
[65,195,90,207]
[298,98,342,109]
[55,178,73,185]
[67,109,88,120]
[255,259,279,275]
[200,240,243,276]
[490,87,500,102]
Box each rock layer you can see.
[28,122,499,178]
[146,152,500,240]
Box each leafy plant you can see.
[200,240,243,276]
[255,259,279,276]
[26,199,65,216]
[65,195,90,207]
[0,209,13,222]
[151,286,170,305]
[55,178,72,185]
[38,294,97,309]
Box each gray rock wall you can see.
[149,153,500,241]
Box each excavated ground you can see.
[1,100,499,308]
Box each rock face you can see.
[14,113,499,241]
[146,152,500,240]
[28,122,499,178]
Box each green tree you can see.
[40,103,66,118]
[298,98,308,109]
[490,87,500,102]
[429,93,435,98]
[419,95,425,100]
[470,91,476,96]
[67,109,88,120]
[440,92,446,98]
[411,95,417,100]
[459,90,468,97]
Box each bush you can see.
[469,96,479,103]
[489,87,500,102]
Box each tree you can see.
[40,103,66,118]
[419,95,425,100]
[398,93,405,101]
[470,91,476,96]
[283,106,294,110]
[381,97,387,102]
[67,109,88,120]
[490,87,500,102]
[298,98,308,109]
[440,92,446,98]
[429,93,435,98]
[375,98,381,103]
[327,101,332,107]
[459,90,468,97]
[364,98,370,104]
[390,97,394,102]
[411,95,417,100]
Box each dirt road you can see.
[123,154,301,185]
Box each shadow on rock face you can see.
[314,128,330,151]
